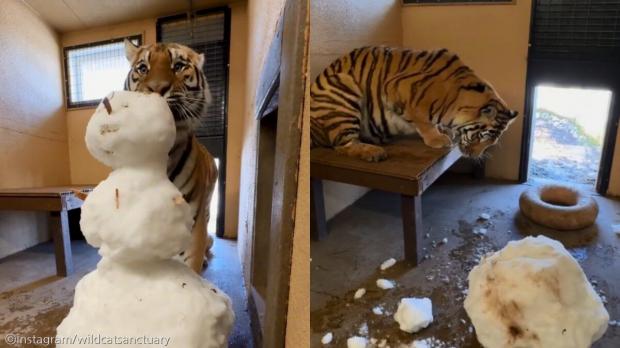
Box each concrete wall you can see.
[309,0,403,219]
[60,3,248,237]
[0,0,70,258]
[401,1,532,180]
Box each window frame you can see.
[63,34,142,109]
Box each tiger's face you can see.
[123,40,211,128]
[449,80,518,158]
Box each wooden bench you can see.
[0,186,92,277]
[311,138,462,265]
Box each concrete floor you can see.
[311,175,620,347]
[0,236,253,347]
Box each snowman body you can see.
[56,91,234,348]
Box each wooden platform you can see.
[311,138,462,264]
[0,186,93,277]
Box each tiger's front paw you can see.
[424,134,453,149]
[358,144,388,162]
[335,143,388,162]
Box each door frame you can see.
[519,2,620,194]
[247,0,308,347]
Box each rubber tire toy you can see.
[519,184,598,230]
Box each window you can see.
[64,35,141,108]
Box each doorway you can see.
[528,85,613,188]
[157,7,231,237]
[520,0,620,195]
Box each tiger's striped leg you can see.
[415,122,453,149]
[185,139,218,273]
[334,140,387,162]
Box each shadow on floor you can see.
[0,237,253,348]
[311,174,620,347]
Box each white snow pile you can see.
[394,297,433,333]
[347,336,368,348]
[56,91,234,348]
[377,279,395,289]
[354,288,366,300]
[321,332,333,345]
[473,227,487,235]
[380,258,397,270]
[372,306,384,315]
[465,235,608,348]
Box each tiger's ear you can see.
[196,53,205,69]
[124,38,139,62]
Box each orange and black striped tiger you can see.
[123,39,217,273]
[310,46,518,161]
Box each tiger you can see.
[123,39,218,273]
[310,46,518,161]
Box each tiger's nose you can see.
[146,81,171,96]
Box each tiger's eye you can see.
[136,64,148,74]
[173,62,186,72]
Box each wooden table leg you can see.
[401,194,423,265]
[50,210,74,276]
[310,178,328,241]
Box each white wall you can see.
[310,0,403,219]
[0,0,70,258]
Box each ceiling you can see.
[22,0,230,33]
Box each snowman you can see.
[56,91,234,348]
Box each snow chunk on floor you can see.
[372,306,384,315]
[473,227,487,235]
[479,213,491,220]
[465,235,609,348]
[380,258,397,270]
[321,332,333,345]
[376,279,395,289]
[613,224,620,236]
[347,336,368,348]
[358,322,368,336]
[394,297,433,333]
[354,288,366,299]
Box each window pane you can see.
[65,38,139,106]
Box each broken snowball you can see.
[321,332,333,345]
[354,288,366,300]
[372,306,384,315]
[394,297,433,333]
[465,235,608,348]
[347,336,368,348]
[376,279,395,289]
[380,258,397,270]
[479,213,491,220]
[473,227,487,235]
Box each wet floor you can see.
[311,175,620,347]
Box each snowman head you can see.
[86,91,176,169]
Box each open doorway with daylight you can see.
[521,0,620,195]
[528,85,612,187]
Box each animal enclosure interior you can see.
[309,1,620,347]
[0,0,308,347]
